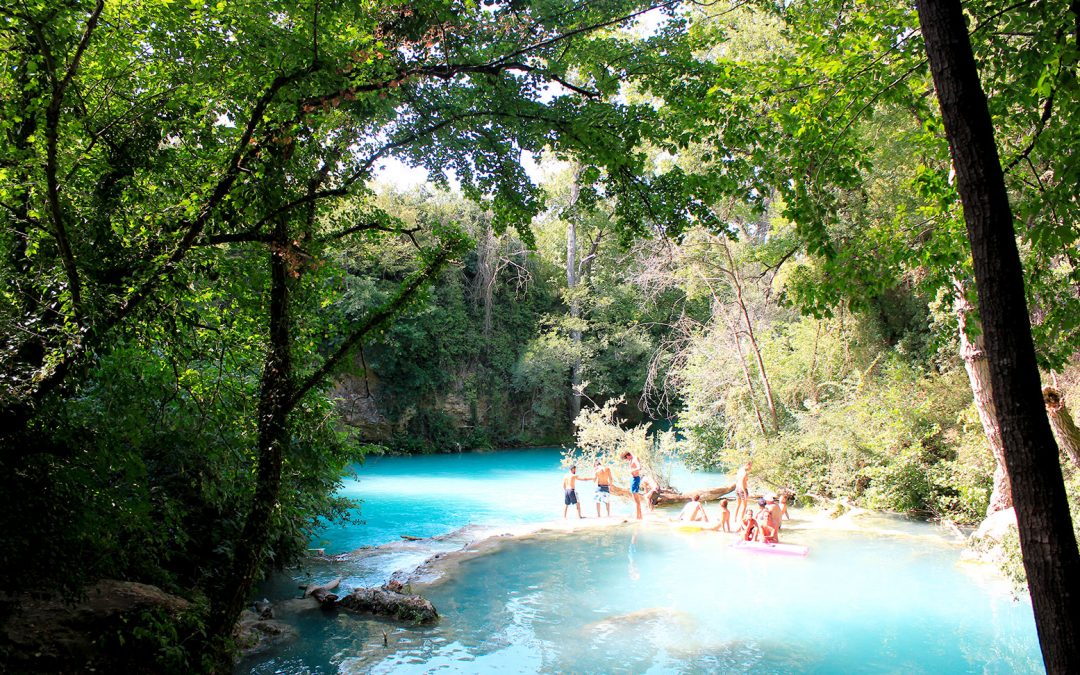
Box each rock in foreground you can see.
[335,586,439,624]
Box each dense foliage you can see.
[1,0,1078,669]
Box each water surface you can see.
[242,449,1042,674]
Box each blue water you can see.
[315,448,725,554]
[241,448,1043,674]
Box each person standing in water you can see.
[622,451,643,520]
[563,465,593,519]
[592,460,614,517]
[732,460,752,524]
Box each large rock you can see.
[964,507,1018,564]
[236,609,300,656]
[1,579,191,671]
[336,587,438,624]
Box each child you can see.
[779,493,791,520]
[719,498,732,532]
[741,508,758,541]
[758,511,779,544]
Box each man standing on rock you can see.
[592,460,614,518]
[563,465,592,519]
[622,451,643,520]
[733,460,752,525]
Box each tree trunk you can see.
[728,318,768,435]
[953,278,1011,514]
[566,168,583,422]
[1044,386,1080,469]
[207,217,294,646]
[720,237,778,432]
[609,483,735,505]
[918,2,1080,671]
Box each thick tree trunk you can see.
[918,2,1080,671]
[953,279,1011,513]
[1044,386,1080,469]
[207,218,294,645]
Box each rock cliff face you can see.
[332,373,396,440]
[332,368,492,446]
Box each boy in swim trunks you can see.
[592,461,614,517]
[733,460,752,525]
[622,451,643,520]
[563,465,592,518]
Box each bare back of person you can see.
[733,460,752,524]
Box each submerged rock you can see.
[237,609,300,656]
[336,586,439,624]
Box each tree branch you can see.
[1003,84,1055,174]
[289,245,457,408]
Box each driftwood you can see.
[609,484,736,506]
[302,577,341,606]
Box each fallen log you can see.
[301,577,341,599]
[609,484,736,506]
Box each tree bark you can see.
[918,1,1080,671]
[566,167,584,422]
[953,278,1011,513]
[721,239,779,432]
[1044,386,1080,469]
[609,483,735,505]
[207,217,294,645]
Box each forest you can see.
[1,0,1078,671]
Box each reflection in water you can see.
[627,528,639,581]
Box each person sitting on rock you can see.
[741,508,759,541]
[671,494,708,522]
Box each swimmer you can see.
[733,460,752,524]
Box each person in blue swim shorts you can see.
[622,451,643,520]
[562,465,592,519]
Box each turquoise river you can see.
[238,448,1043,674]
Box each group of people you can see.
[562,456,791,543]
[672,492,789,542]
[561,452,658,520]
